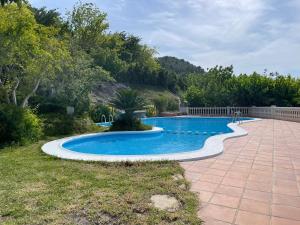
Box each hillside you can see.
[91,82,179,105]
[158,56,205,76]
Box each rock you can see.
[150,195,180,212]
[179,184,186,190]
[172,174,184,181]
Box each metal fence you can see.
[180,106,300,122]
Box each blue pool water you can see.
[63,117,252,155]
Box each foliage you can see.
[0,4,69,108]
[30,6,64,28]
[0,104,42,145]
[184,66,300,107]
[111,89,145,115]
[110,114,152,131]
[145,105,157,117]
[110,89,150,131]
[153,95,179,113]
[42,113,102,136]
[90,104,114,122]
[167,97,179,111]
[158,56,205,76]
[153,96,168,114]
[0,0,24,7]
[67,2,109,52]
[52,50,112,115]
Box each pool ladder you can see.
[232,111,241,123]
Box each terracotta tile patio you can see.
[180,119,300,225]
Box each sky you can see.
[30,0,300,76]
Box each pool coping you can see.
[41,117,261,162]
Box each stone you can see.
[172,174,184,181]
[150,195,180,212]
[179,184,187,190]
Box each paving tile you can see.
[239,198,270,215]
[199,204,236,223]
[271,217,300,225]
[197,191,214,202]
[272,193,300,208]
[273,180,300,196]
[191,181,219,192]
[246,180,272,192]
[243,189,271,203]
[271,204,300,221]
[198,174,223,184]
[181,119,300,225]
[215,185,244,198]
[210,193,240,208]
[205,168,227,177]
[203,218,232,225]
[222,177,247,188]
[235,211,270,225]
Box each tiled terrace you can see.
[180,119,300,225]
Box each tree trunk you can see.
[21,79,41,108]
[12,77,20,105]
[0,79,10,104]
[5,91,10,104]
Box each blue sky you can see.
[31,0,300,76]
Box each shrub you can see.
[153,96,168,114]
[42,113,102,136]
[145,105,157,117]
[0,104,43,145]
[153,96,179,114]
[90,104,113,122]
[109,114,152,131]
[38,102,66,114]
[167,98,179,111]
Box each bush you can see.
[0,104,43,145]
[42,113,102,136]
[167,98,179,111]
[109,114,152,131]
[90,104,113,122]
[145,105,157,117]
[153,96,179,114]
[153,96,168,114]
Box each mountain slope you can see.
[158,56,205,76]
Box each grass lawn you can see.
[0,139,201,225]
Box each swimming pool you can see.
[42,117,258,161]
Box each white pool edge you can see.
[42,117,261,162]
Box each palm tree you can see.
[110,89,148,131]
[111,89,145,116]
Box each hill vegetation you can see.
[158,56,205,76]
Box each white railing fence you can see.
[249,107,300,122]
[180,106,300,122]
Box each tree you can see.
[30,7,63,27]
[53,50,112,114]
[0,4,69,108]
[67,2,109,52]
[111,89,145,115]
[0,0,24,7]
[109,89,148,131]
